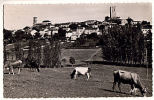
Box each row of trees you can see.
[99,25,152,66]
[25,38,62,68]
[4,33,62,68]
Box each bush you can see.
[69,57,75,67]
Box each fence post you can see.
[146,47,148,79]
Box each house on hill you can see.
[120,19,128,26]
[42,20,52,25]
[141,25,152,36]
[56,23,70,28]
[84,27,100,35]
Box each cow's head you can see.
[70,73,74,79]
[142,87,147,97]
[70,69,76,79]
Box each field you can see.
[3,48,152,98]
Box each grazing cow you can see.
[29,60,40,72]
[25,58,40,72]
[70,67,91,80]
[4,60,23,75]
[112,70,147,96]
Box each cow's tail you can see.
[70,69,76,79]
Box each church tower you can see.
[110,6,116,19]
[33,17,37,25]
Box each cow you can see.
[70,67,91,80]
[4,60,23,75]
[25,57,40,72]
[112,70,147,96]
[29,60,40,72]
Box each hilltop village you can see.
[4,6,152,47]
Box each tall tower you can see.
[33,17,37,25]
[110,6,116,19]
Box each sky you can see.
[4,3,152,30]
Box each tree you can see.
[80,22,88,28]
[69,57,75,67]
[100,25,146,65]
[23,26,30,31]
[34,32,42,39]
[105,16,110,22]
[14,29,26,41]
[58,28,66,40]
[141,21,150,25]
[87,32,98,39]
[4,29,14,43]
[69,23,78,30]
[4,29,12,40]
[126,17,133,26]
[111,18,121,25]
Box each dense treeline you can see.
[25,39,61,68]
[4,38,62,68]
[99,25,152,66]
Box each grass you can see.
[3,48,152,98]
[61,48,103,65]
[4,64,152,98]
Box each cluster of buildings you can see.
[24,18,103,42]
[13,6,152,42]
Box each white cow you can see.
[4,60,23,75]
[112,70,147,96]
[70,67,91,80]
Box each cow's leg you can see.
[17,67,21,74]
[86,73,90,80]
[132,87,138,96]
[112,81,116,91]
[130,85,134,95]
[36,67,40,72]
[89,72,92,78]
[11,66,14,75]
[118,82,121,92]
[130,89,133,94]
[130,84,136,95]
[8,67,11,74]
[134,88,137,95]
[74,74,77,80]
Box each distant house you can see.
[120,19,128,26]
[77,27,85,34]
[30,30,37,36]
[42,20,52,25]
[39,30,45,36]
[66,30,81,42]
[84,27,99,35]
[84,20,97,25]
[141,25,152,36]
[91,24,99,28]
[39,28,51,38]
[62,27,71,32]
[97,30,102,35]
[51,27,59,35]
[57,23,70,28]
[131,21,141,26]
[50,25,55,28]
[66,31,73,38]
[70,34,78,42]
